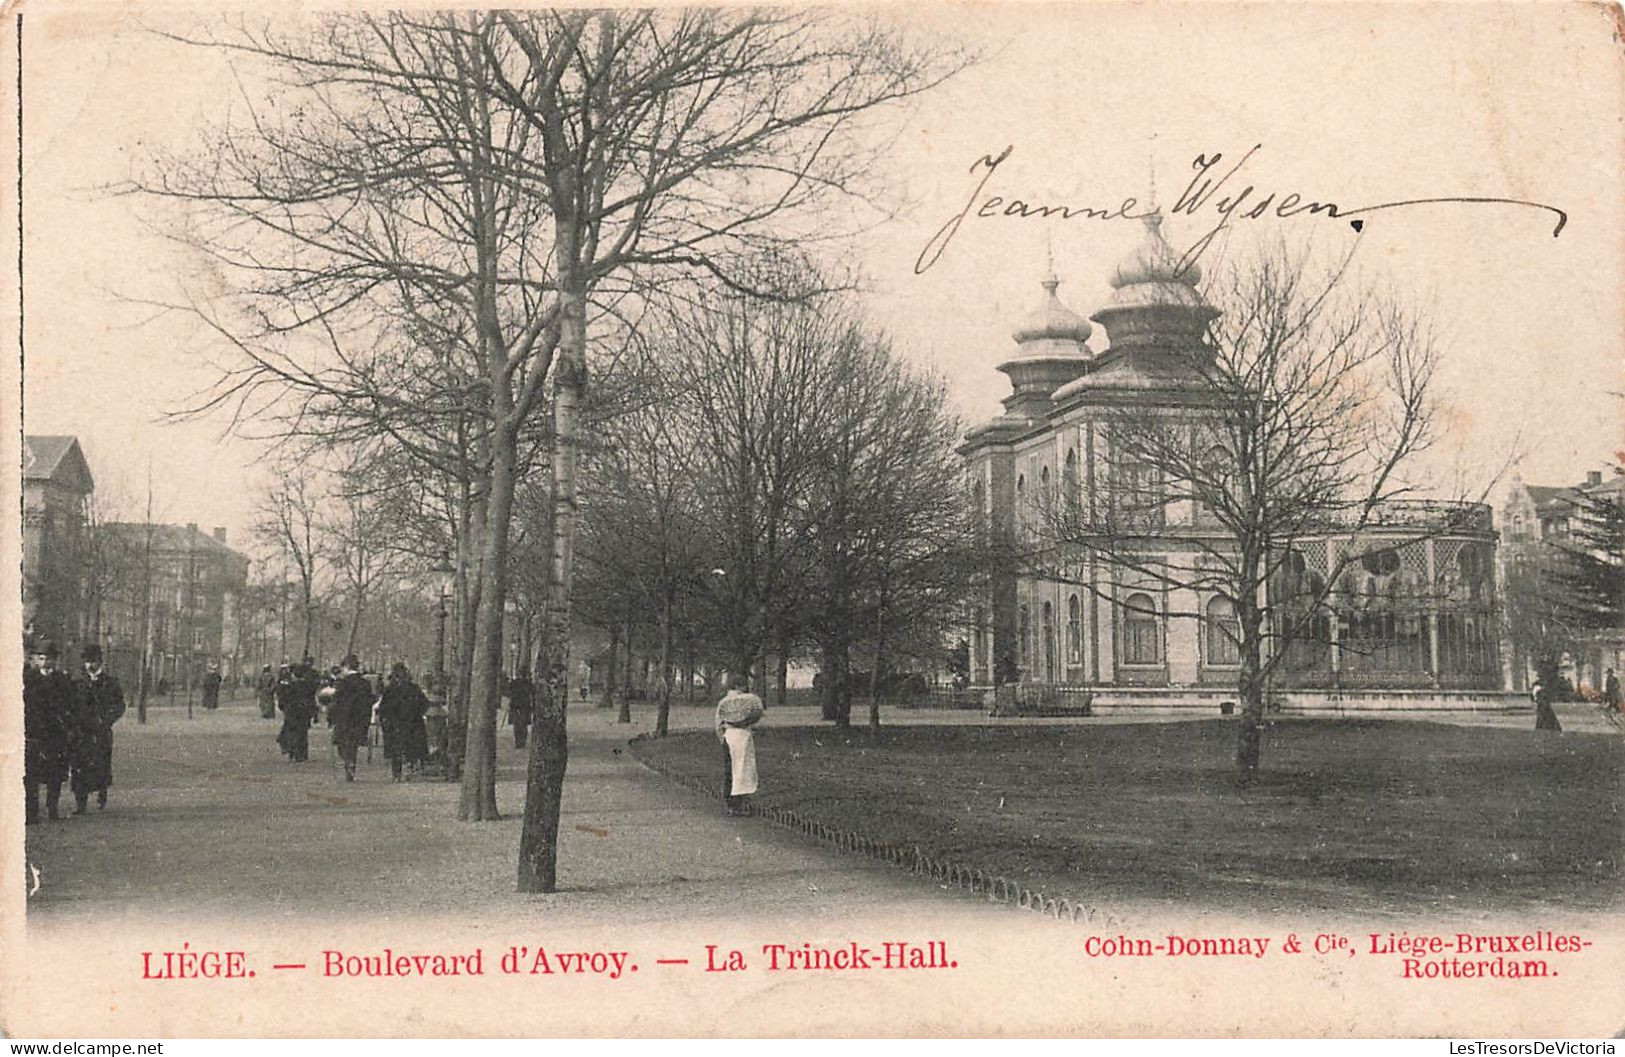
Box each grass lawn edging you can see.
[627,730,1124,928]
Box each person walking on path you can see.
[1605,668,1621,714]
[715,674,763,816]
[255,664,277,719]
[328,654,374,781]
[24,639,77,824]
[506,668,535,749]
[201,663,223,711]
[1532,675,1563,732]
[275,658,320,762]
[69,644,126,814]
[377,662,431,782]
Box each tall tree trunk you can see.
[461,436,515,821]
[656,587,674,737]
[601,624,620,710]
[1234,604,1267,776]
[517,217,587,890]
[618,615,633,724]
[448,505,484,785]
[868,589,888,731]
[775,640,789,709]
[683,634,696,702]
[345,584,364,659]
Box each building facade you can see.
[960,216,1503,707]
[22,435,95,652]
[96,522,250,695]
[1500,469,1625,693]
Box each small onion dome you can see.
[1111,210,1201,287]
[1091,211,1217,347]
[1012,274,1092,348]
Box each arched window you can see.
[1066,594,1083,665]
[1205,596,1241,666]
[1015,474,1027,539]
[1122,591,1160,666]
[1063,448,1081,523]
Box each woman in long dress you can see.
[714,674,763,816]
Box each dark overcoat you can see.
[378,680,431,763]
[329,671,374,754]
[507,676,534,729]
[276,667,320,758]
[71,671,126,794]
[24,666,77,785]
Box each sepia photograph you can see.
[3,0,1622,1039]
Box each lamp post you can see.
[428,552,455,770]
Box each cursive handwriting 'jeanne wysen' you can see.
[913,145,1568,277]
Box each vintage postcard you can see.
[2,0,1622,1040]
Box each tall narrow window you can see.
[1066,594,1083,665]
[1041,601,1056,682]
[1063,448,1080,524]
[1018,604,1031,678]
[1205,596,1241,666]
[1122,592,1161,665]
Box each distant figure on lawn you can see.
[1531,676,1562,732]
[256,664,277,719]
[70,644,126,814]
[201,662,223,711]
[24,639,77,824]
[507,668,534,749]
[715,673,763,816]
[329,654,375,782]
[378,662,431,782]
[1606,668,1620,713]
[275,658,321,762]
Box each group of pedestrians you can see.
[267,654,437,781]
[23,640,126,824]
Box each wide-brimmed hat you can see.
[82,644,103,664]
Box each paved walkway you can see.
[21,694,988,925]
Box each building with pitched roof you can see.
[22,435,95,652]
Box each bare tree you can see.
[254,467,327,660]
[130,10,965,880]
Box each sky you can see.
[17,3,1625,567]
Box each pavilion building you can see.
[959,214,1506,711]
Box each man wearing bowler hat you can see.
[71,643,127,813]
[24,638,77,823]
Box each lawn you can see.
[632,719,1623,916]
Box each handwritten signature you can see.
[914,145,1567,277]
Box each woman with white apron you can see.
[714,675,764,815]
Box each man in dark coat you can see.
[24,640,77,824]
[275,658,320,762]
[506,668,535,749]
[70,644,126,813]
[328,654,374,781]
[378,662,431,781]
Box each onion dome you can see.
[996,270,1092,418]
[1090,211,1218,349]
[1012,273,1093,347]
